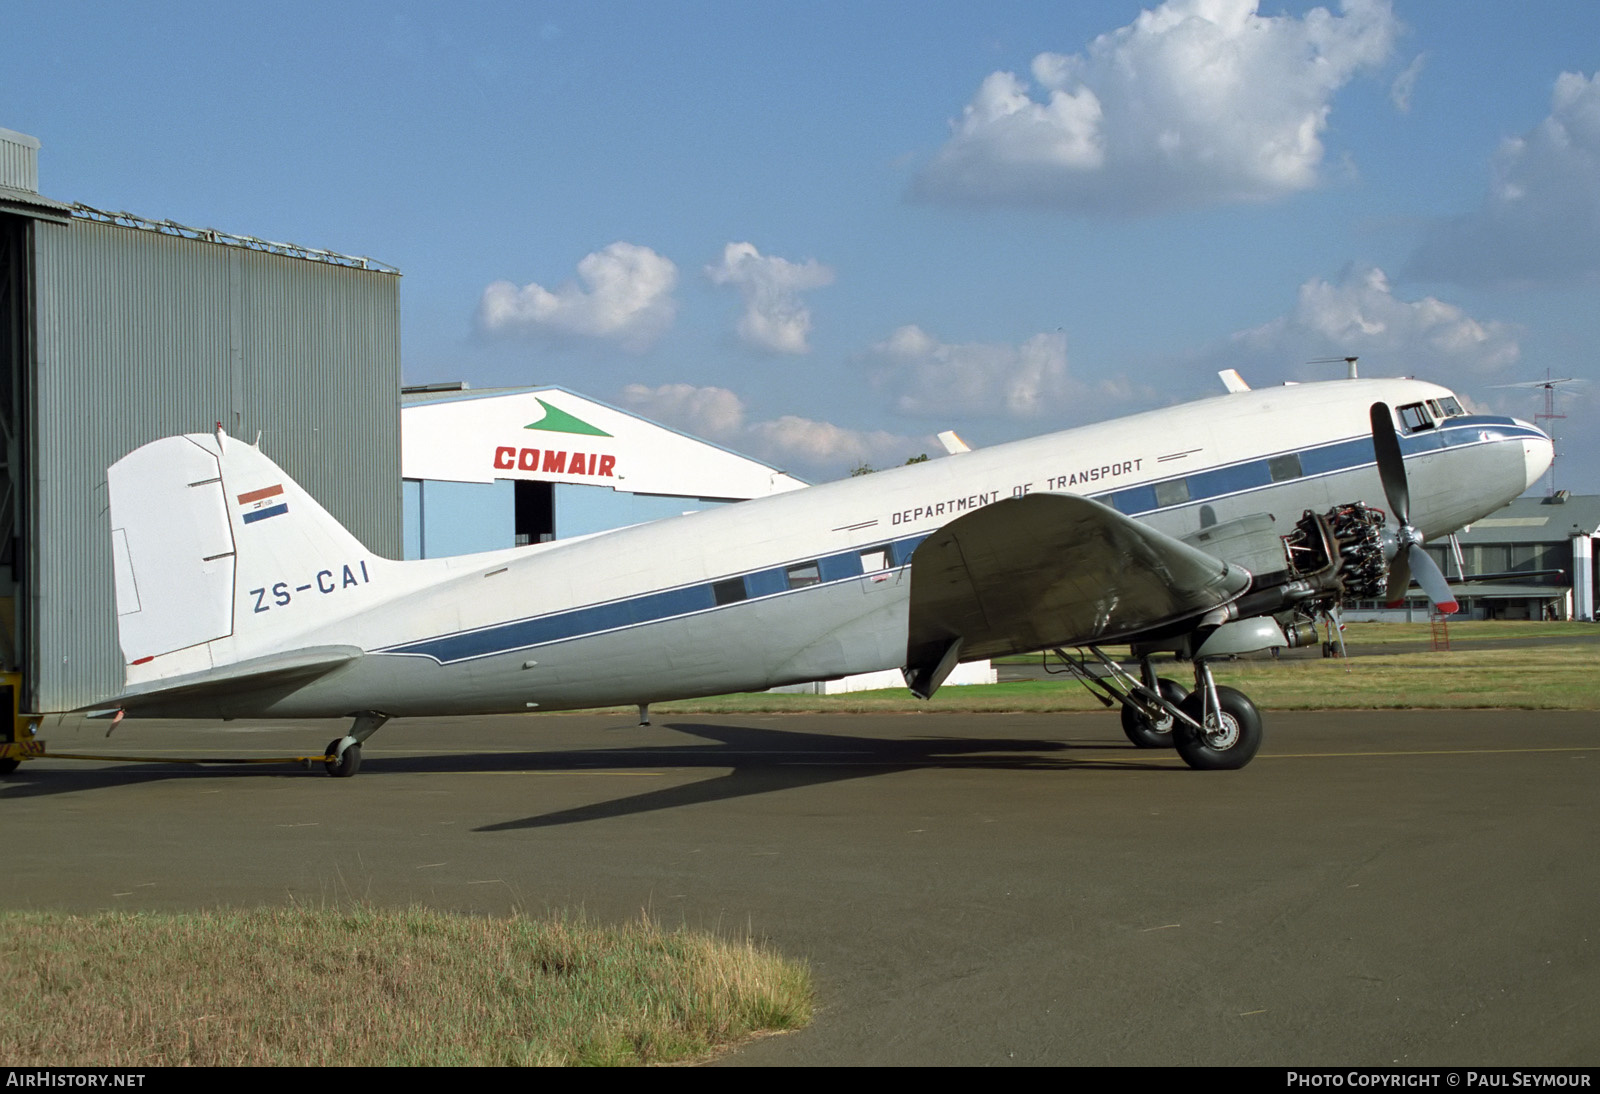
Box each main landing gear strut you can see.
[1052,648,1263,770]
[324,711,388,778]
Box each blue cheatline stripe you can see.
[379,419,1537,664]
[1106,418,1541,517]
[242,504,289,524]
[382,543,903,665]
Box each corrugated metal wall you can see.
[28,217,400,711]
[0,129,40,193]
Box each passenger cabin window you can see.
[712,578,748,606]
[860,547,890,572]
[785,562,821,589]
[1268,453,1303,482]
[1397,402,1434,432]
[1153,479,1190,508]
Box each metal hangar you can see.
[0,126,401,716]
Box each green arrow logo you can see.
[523,399,612,437]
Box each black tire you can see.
[1120,678,1189,748]
[1172,686,1262,771]
[324,739,361,778]
[0,757,19,776]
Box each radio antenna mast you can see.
[1492,370,1586,495]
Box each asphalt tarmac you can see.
[4,709,1597,1066]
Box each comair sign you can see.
[491,399,618,479]
[401,387,808,500]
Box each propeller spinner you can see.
[1369,402,1458,614]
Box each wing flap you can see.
[906,493,1249,669]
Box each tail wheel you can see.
[1172,686,1262,771]
[1120,678,1189,748]
[324,739,361,778]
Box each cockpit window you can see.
[1437,395,1465,417]
[1397,402,1434,432]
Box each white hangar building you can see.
[401,384,807,559]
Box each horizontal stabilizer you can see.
[1445,568,1565,584]
[906,493,1248,670]
[84,646,363,715]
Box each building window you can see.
[860,546,890,572]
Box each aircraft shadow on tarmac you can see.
[472,721,1180,832]
[0,719,1180,826]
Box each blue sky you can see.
[6,1,1598,488]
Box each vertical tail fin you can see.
[108,431,392,684]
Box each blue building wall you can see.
[403,478,516,559]
[552,483,730,538]
[405,476,743,558]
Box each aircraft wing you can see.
[80,646,363,716]
[906,493,1249,686]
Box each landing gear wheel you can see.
[324,739,361,778]
[1172,686,1262,771]
[1120,678,1189,748]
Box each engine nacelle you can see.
[1279,502,1389,602]
[1136,502,1392,661]
[1206,502,1388,623]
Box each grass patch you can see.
[636,626,1600,714]
[990,620,1599,661]
[1206,644,1600,710]
[0,906,812,1066]
[1324,620,1597,647]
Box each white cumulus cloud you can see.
[618,382,747,442]
[1409,71,1600,286]
[1389,52,1425,112]
[913,0,1398,213]
[869,326,1073,418]
[619,382,927,479]
[478,242,678,352]
[1232,266,1520,377]
[705,242,835,354]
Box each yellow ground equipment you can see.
[0,671,42,774]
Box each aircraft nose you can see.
[1516,418,1554,492]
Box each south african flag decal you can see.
[238,484,289,524]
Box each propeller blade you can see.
[1384,545,1413,606]
[1408,545,1459,615]
[1369,402,1410,523]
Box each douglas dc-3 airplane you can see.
[86,375,1550,778]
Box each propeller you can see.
[1369,403,1459,614]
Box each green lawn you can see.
[643,622,1600,714]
